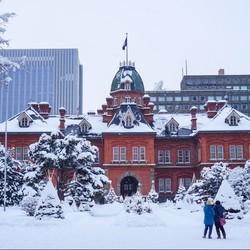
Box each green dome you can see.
[110,64,145,92]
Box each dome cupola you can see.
[110,61,144,93]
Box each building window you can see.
[94,151,99,163]
[158,96,165,102]
[125,82,131,90]
[183,96,189,101]
[166,178,171,192]
[166,96,173,101]
[132,147,138,161]
[82,123,88,133]
[210,145,224,160]
[178,150,190,163]
[158,150,164,163]
[159,178,164,193]
[230,145,243,160]
[125,116,132,127]
[178,150,183,163]
[140,147,145,161]
[150,96,156,102]
[113,147,119,161]
[20,117,29,127]
[114,97,117,106]
[125,96,131,103]
[23,147,29,161]
[185,178,191,190]
[16,147,22,160]
[184,150,190,163]
[175,96,181,101]
[237,145,243,159]
[165,150,171,163]
[229,116,237,126]
[120,147,126,161]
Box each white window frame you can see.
[159,178,164,193]
[140,147,145,161]
[165,178,171,192]
[165,150,171,163]
[132,147,138,161]
[120,147,126,161]
[23,147,29,161]
[113,147,119,161]
[158,150,164,163]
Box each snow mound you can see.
[114,212,166,227]
[90,203,124,217]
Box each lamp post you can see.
[3,84,8,211]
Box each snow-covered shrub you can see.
[105,182,118,204]
[35,180,64,220]
[124,194,152,215]
[20,196,39,216]
[146,181,159,203]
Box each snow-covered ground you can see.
[1,202,250,249]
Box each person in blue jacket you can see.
[203,199,215,239]
[214,200,226,239]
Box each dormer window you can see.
[124,82,131,90]
[79,118,92,134]
[21,117,28,127]
[125,116,132,127]
[17,112,33,127]
[225,111,240,126]
[122,106,136,128]
[165,118,179,134]
[230,116,237,126]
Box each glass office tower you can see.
[0,48,83,122]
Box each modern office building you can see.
[146,69,250,116]
[0,48,83,122]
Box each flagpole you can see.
[126,33,128,66]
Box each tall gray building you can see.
[0,48,83,122]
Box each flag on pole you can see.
[122,37,127,50]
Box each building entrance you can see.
[120,176,138,197]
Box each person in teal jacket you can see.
[203,199,215,239]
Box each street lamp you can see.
[3,83,8,211]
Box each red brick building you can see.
[1,62,250,201]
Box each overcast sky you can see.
[2,0,250,113]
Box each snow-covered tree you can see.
[174,179,186,203]
[0,145,23,206]
[186,162,228,203]
[147,180,159,203]
[124,194,152,215]
[34,179,64,220]
[214,178,242,219]
[29,133,109,209]
[20,161,47,216]
[0,6,25,86]
[105,181,118,204]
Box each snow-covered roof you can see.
[1,103,250,136]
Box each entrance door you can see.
[120,176,138,197]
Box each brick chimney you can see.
[28,102,39,112]
[190,106,197,130]
[59,107,66,131]
[218,68,225,75]
[217,100,227,111]
[39,102,51,119]
[205,100,217,118]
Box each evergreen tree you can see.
[35,180,64,220]
[0,8,25,85]
[20,161,46,216]
[105,181,118,204]
[147,180,159,203]
[0,145,23,206]
[29,133,109,209]
[174,182,186,203]
[186,162,228,203]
